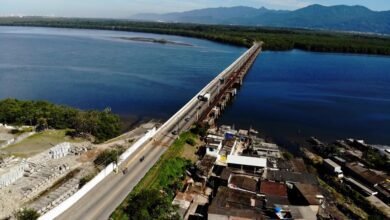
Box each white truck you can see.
[198,92,211,102]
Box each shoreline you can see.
[1,19,390,56]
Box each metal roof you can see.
[227,155,267,168]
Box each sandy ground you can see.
[0,121,158,218]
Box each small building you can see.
[172,192,195,219]
[218,167,233,186]
[260,181,288,197]
[265,170,318,185]
[206,141,222,158]
[206,134,224,143]
[375,180,390,204]
[292,183,324,214]
[259,181,290,209]
[276,159,293,172]
[197,155,217,179]
[289,205,318,220]
[227,155,267,173]
[228,175,258,194]
[323,158,343,178]
[345,163,387,187]
[344,177,378,196]
[208,187,265,220]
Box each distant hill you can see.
[132,4,390,34]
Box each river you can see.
[1,27,389,144]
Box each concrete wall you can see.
[118,127,157,165]
[0,132,35,149]
[38,127,157,220]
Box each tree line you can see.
[0,99,121,142]
[1,17,390,55]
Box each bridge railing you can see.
[154,43,261,138]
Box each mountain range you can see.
[132,4,390,34]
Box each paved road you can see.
[56,141,166,220]
[54,43,261,220]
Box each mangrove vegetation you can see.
[1,17,390,55]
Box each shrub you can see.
[185,138,195,146]
[15,208,40,220]
[79,173,96,188]
[94,147,125,167]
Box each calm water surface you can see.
[219,50,390,144]
[1,27,389,144]
[0,26,245,118]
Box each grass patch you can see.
[318,178,368,219]
[3,130,83,157]
[110,132,197,220]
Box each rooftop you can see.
[219,167,232,181]
[345,163,387,185]
[265,170,318,185]
[208,187,264,220]
[227,155,267,168]
[294,183,323,205]
[197,155,216,177]
[276,159,293,171]
[260,181,288,197]
[229,175,258,193]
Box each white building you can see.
[323,158,343,178]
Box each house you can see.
[265,170,318,185]
[226,140,267,172]
[292,183,324,214]
[345,163,387,187]
[208,187,265,220]
[197,156,217,179]
[172,192,195,219]
[323,158,343,178]
[228,175,258,194]
[259,181,290,209]
[375,179,390,204]
[344,177,378,196]
[260,181,288,197]
[227,155,267,173]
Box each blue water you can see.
[0,26,246,118]
[218,50,390,144]
[1,27,389,144]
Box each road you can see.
[57,139,166,220]
[54,43,261,220]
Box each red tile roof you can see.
[260,181,288,197]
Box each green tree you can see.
[36,117,48,131]
[125,189,180,220]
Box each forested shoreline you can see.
[0,99,121,142]
[1,17,390,55]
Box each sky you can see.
[0,0,389,18]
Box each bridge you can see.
[153,42,262,144]
[50,42,262,220]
